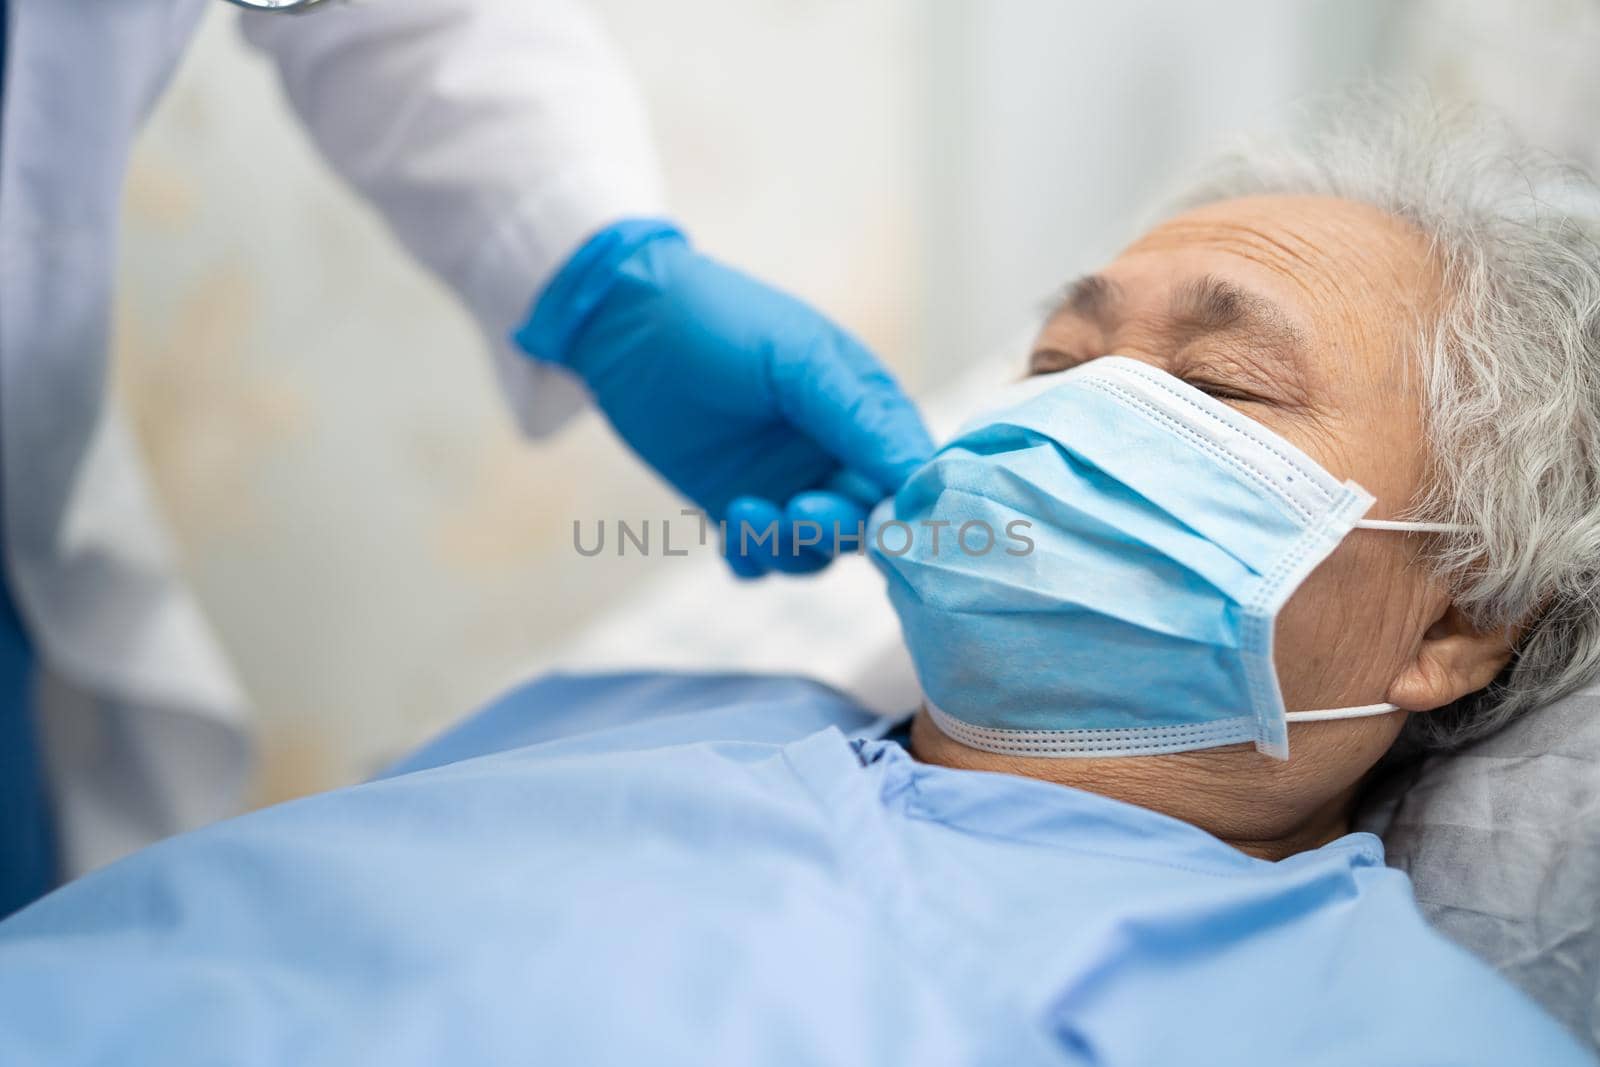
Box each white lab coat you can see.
[0,0,662,874]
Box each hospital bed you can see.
[536,338,1600,1050]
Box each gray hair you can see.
[1167,90,1600,749]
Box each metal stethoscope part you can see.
[222,0,338,12]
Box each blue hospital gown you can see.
[0,672,1589,1066]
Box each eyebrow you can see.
[1049,272,1307,361]
[1055,274,1123,325]
[1168,274,1305,350]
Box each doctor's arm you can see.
[240,0,933,576]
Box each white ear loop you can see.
[1352,519,1471,533]
[1282,518,1468,723]
[1284,703,1401,723]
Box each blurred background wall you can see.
[112,0,1600,802]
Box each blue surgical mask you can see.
[870,355,1462,760]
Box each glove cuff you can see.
[513,218,687,367]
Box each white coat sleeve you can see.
[237,0,666,435]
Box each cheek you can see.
[1272,535,1429,709]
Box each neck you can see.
[907,709,1356,861]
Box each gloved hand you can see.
[516,220,933,577]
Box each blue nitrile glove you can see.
[516,220,933,578]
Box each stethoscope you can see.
[222,0,338,11]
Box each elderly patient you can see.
[3,102,1597,1066]
[896,145,1599,860]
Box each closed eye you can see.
[1028,348,1088,375]
[1032,351,1261,404]
[1183,377,1260,404]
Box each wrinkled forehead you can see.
[1033,195,1442,502]
[1042,195,1441,402]
[1115,195,1439,340]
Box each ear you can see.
[1386,605,1515,712]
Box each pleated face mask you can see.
[870,355,1460,760]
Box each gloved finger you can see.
[820,470,884,510]
[761,503,835,575]
[724,496,838,576]
[769,521,833,575]
[723,496,783,578]
[771,330,935,497]
[723,546,766,580]
[784,491,870,561]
